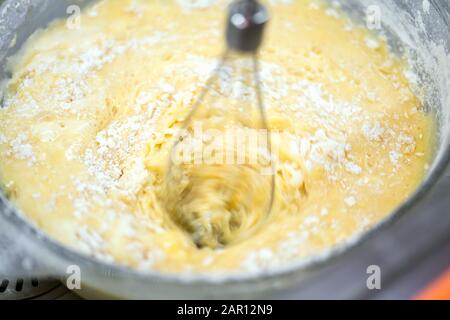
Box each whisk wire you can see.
[175,50,230,136]
[252,53,275,215]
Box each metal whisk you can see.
[165,0,275,249]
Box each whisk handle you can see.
[226,0,269,53]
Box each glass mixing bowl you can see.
[0,0,449,299]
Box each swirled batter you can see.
[0,0,433,275]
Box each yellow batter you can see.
[0,0,433,275]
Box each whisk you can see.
[165,0,275,249]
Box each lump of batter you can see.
[0,0,433,275]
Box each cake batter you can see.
[0,0,433,275]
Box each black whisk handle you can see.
[226,0,269,53]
